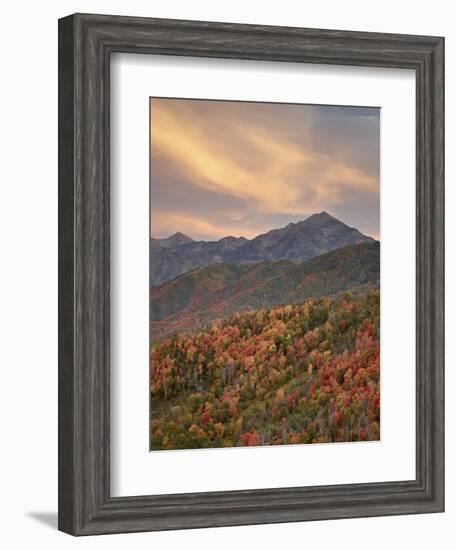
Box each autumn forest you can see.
[151,289,380,450]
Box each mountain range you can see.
[150,212,374,286]
[150,240,380,342]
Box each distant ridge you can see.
[150,212,374,285]
[150,240,380,342]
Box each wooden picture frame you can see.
[58,13,444,535]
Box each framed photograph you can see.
[58,13,444,535]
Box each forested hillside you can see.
[150,290,380,450]
[150,241,379,342]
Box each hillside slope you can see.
[150,241,379,341]
[151,291,380,450]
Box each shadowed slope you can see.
[151,241,379,341]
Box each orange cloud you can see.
[150,99,380,240]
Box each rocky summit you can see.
[150,212,374,286]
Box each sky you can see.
[150,98,380,241]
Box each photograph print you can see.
[149,98,380,451]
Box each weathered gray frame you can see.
[58,13,444,535]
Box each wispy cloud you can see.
[150,98,380,240]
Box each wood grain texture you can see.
[58,15,76,535]
[58,13,445,535]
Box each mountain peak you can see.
[166,232,194,245]
[304,211,336,223]
[170,231,191,240]
[151,232,194,248]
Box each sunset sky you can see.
[150,98,380,241]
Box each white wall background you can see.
[0,1,452,548]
